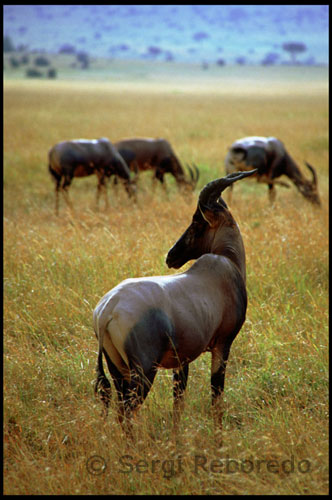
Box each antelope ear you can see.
[198,203,219,227]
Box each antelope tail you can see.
[94,312,112,410]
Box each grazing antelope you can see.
[114,137,199,191]
[225,136,321,205]
[93,169,257,439]
[48,138,136,215]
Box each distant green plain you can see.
[4,52,328,95]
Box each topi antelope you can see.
[225,136,321,205]
[48,138,136,215]
[114,137,199,191]
[93,169,257,439]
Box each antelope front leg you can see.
[61,177,74,212]
[268,183,276,204]
[55,183,60,216]
[155,169,169,195]
[211,344,231,445]
[173,364,189,432]
[96,174,109,211]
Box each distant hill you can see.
[3,5,329,66]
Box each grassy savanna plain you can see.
[4,62,328,495]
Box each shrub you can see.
[9,56,20,68]
[47,68,57,79]
[26,68,43,78]
[261,52,280,66]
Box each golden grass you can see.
[3,69,328,495]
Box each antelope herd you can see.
[48,135,320,213]
[47,134,321,438]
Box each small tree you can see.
[282,42,307,64]
[26,68,43,78]
[34,56,50,66]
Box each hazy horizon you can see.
[3,5,329,66]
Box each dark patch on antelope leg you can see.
[124,364,157,415]
[123,308,176,434]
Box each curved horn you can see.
[199,169,258,207]
[186,163,194,181]
[192,163,200,184]
[186,163,200,188]
[305,162,318,186]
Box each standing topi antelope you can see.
[93,168,257,438]
[48,137,136,215]
[114,137,199,191]
[225,136,321,205]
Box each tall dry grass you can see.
[4,72,328,495]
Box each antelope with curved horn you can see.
[93,169,257,439]
[114,137,199,191]
[225,136,321,205]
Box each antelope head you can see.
[166,169,258,270]
[296,162,321,205]
[177,163,200,192]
